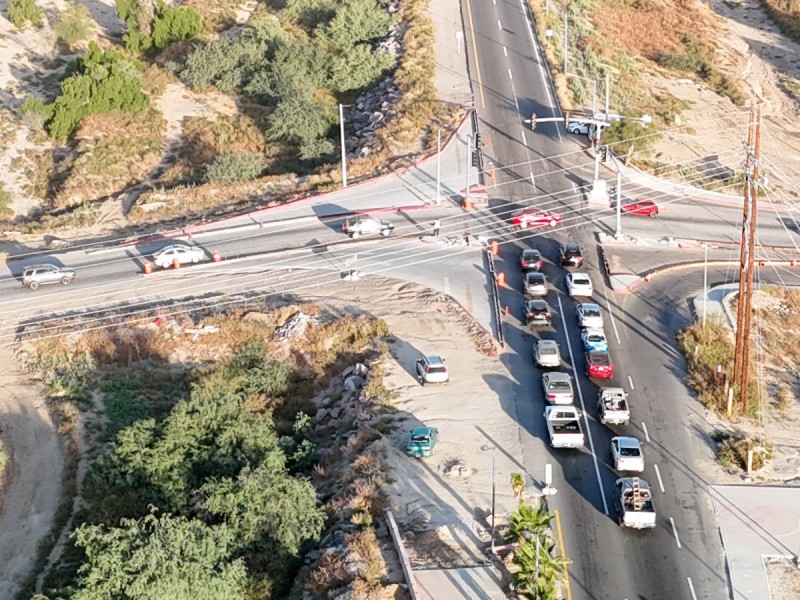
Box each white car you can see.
[541,372,574,405]
[534,339,561,368]
[576,303,604,329]
[415,355,449,384]
[524,272,548,297]
[153,244,205,269]
[566,272,593,297]
[611,437,645,472]
[566,120,591,135]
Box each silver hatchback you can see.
[21,264,76,289]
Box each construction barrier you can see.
[485,249,505,348]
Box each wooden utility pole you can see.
[732,106,762,413]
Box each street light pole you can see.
[703,243,709,327]
[436,129,442,205]
[339,103,347,188]
[466,133,472,202]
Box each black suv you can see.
[520,249,544,272]
[524,299,552,326]
[560,243,584,267]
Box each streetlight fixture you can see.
[481,444,496,554]
[339,103,349,188]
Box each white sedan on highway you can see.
[153,244,206,269]
[576,303,604,329]
[611,436,645,472]
[566,272,593,297]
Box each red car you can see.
[586,351,614,379]
[513,208,561,229]
[621,199,659,217]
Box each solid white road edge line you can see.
[687,577,698,600]
[641,421,650,443]
[653,463,665,493]
[670,517,682,549]
[602,289,622,345]
[628,375,635,390]
[558,295,609,515]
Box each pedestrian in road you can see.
[432,219,441,238]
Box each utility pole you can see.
[339,104,348,188]
[436,128,442,205]
[732,106,762,413]
[605,72,610,120]
[563,12,568,74]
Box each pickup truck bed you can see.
[544,406,584,449]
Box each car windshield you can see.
[620,447,641,457]
[523,250,541,260]
[549,381,571,390]
[584,307,600,316]
[426,365,446,373]
[574,276,590,284]
[540,346,557,355]
[588,335,603,342]
[411,435,430,443]
[591,354,609,364]
[527,274,544,283]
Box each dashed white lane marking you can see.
[687,577,698,600]
[521,131,527,145]
[529,168,535,188]
[508,68,513,80]
[653,463,665,493]
[498,20,502,30]
[602,289,622,345]
[628,375,635,390]
[670,518,682,548]
[642,421,650,443]
[503,46,508,57]
[558,295,609,515]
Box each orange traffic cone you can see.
[496,272,505,286]
[143,260,153,275]
[172,258,181,269]
[464,197,473,210]
[490,240,499,256]
[212,249,222,262]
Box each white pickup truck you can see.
[544,406,584,448]
[597,388,630,425]
[613,477,656,529]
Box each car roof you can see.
[522,248,541,255]
[544,371,570,382]
[527,272,545,279]
[583,328,605,336]
[613,436,641,448]
[538,339,558,348]
[423,355,445,366]
[571,272,590,281]
[563,242,581,251]
[411,426,433,435]
[25,264,58,270]
[156,244,191,251]
[587,351,610,362]
[527,299,548,308]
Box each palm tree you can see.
[509,502,552,540]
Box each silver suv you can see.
[342,215,394,239]
[21,264,76,289]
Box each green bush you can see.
[267,93,335,159]
[602,118,659,156]
[151,4,203,50]
[204,151,266,184]
[329,45,395,92]
[46,43,149,141]
[8,0,43,28]
[322,0,395,49]
[53,3,96,49]
[19,96,53,131]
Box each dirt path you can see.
[0,349,65,598]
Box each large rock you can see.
[344,375,365,392]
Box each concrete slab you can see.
[414,566,507,599]
[710,485,800,600]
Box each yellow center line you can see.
[464,0,486,108]
[554,509,573,600]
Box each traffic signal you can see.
[530,113,537,131]
[475,133,483,147]
[599,145,608,162]
[472,150,481,167]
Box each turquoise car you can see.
[406,427,439,458]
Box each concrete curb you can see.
[607,260,741,295]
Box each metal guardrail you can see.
[471,110,485,184]
[385,510,420,600]
[485,248,505,348]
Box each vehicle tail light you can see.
[546,313,551,318]
[547,394,555,400]
[424,367,430,373]
[527,313,534,318]
[522,262,528,267]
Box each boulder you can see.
[344,375,365,392]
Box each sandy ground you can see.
[0,348,65,598]
[647,0,800,200]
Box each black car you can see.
[524,299,552,326]
[520,249,544,272]
[560,243,584,267]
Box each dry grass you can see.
[141,64,178,99]
[183,0,242,34]
[10,147,60,201]
[53,109,166,209]
[712,430,773,472]
[763,0,800,43]
[752,287,800,372]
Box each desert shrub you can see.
[19,96,52,131]
[602,117,659,156]
[151,3,203,50]
[0,183,14,220]
[712,430,772,472]
[53,2,96,49]
[180,36,271,92]
[281,0,337,29]
[8,0,43,28]
[321,0,395,49]
[204,151,266,184]
[267,92,335,159]
[45,43,149,141]
[763,0,800,44]
[329,44,396,92]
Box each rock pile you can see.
[312,362,378,430]
[276,311,315,340]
